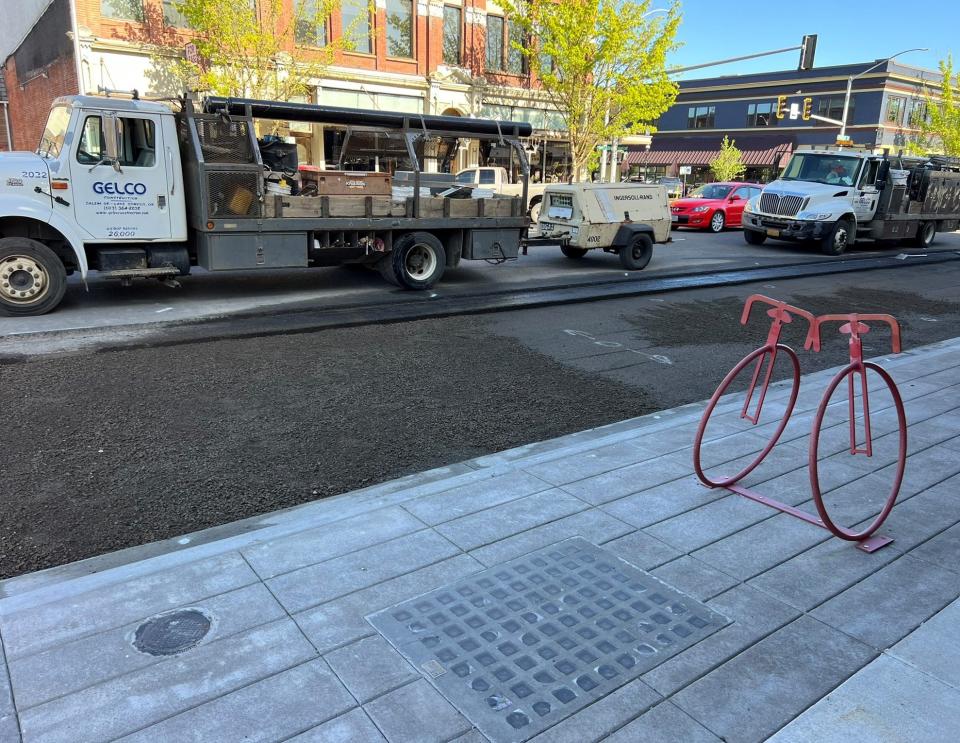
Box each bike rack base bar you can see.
[723,483,895,552]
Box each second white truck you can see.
[742,148,960,255]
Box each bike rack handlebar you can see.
[741,294,818,346]
[805,314,902,355]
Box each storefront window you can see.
[386,0,413,58]
[443,6,462,65]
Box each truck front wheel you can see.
[744,229,767,245]
[821,219,853,256]
[0,238,67,316]
[389,232,446,290]
[619,234,653,270]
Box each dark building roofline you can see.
[677,58,942,90]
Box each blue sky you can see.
[667,0,957,79]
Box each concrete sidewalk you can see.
[2,337,960,743]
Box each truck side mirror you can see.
[102,113,122,172]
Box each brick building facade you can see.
[3,0,572,177]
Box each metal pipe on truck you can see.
[203,97,534,138]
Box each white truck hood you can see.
[754,178,857,219]
[0,152,53,201]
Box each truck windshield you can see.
[780,153,862,187]
[455,170,476,184]
[689,184,732,199]
[37,106,71,159]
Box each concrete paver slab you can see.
[363,679,471,743]
[811,554,960,650]
[18,618,316,743]
[767,654,960,743]
[324,636,418,704]
[604,700,722,742]
[402,471,553,526]
[287,708,387,743]
[9,582,286,709]
[671,616,876,743]
[909,521,960,575]
[241,507,425,579]
[598,530,683,571]
[0,552,257,660]
[117,659,354,743]
[650,556,739,602]
[267,530,460,614]
[468,510,633,567]
[557,453,693,506]
[434,489,587,551]
[889,599,960,688]
[600,477,723,530]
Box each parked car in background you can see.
[657,176,684,199]
[670,182,763,233]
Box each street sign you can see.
[679,165,692,175]
[184,43,200,64]
[836,135,854,147]
[789,102,801,120]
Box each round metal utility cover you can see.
[133,609,211,656]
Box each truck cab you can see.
[455,166,547,219]
[741,149,888,255]
[0,95,187,314]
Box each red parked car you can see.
[670,182,763,233]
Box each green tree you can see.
[148,0,350,102]
[710,135,746,182]
[908,54,960,157]
[501,0,681,181]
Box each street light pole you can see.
[838,48,928,140]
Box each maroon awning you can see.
[623,136,794,169]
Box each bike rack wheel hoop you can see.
[693,343,801,489]
[809,361,908,545]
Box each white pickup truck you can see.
[742,148,960,255]
[455,167,548,220]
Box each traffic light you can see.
[799,34,817,70]
[776,95,788,119]
[802,97,813,121]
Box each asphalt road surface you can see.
[2,261,959,578]
[2,228,958,341]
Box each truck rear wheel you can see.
[0,238,67,316]
[619,234,653,270]
[744,229,767,245]
[821,218,853,256]
[561,245,588,259]
[913,221,936,248]
[390,232,446,290]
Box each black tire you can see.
[913,221,936,248]
[527,195,543,223]
[744,229,767,245]
[377,254,400,286]
[390,232,446,289]
[619,233,653,270]
[561,245,588,259]
[0,237,67,316]
[708,210,726,233]
[821,218,854,256]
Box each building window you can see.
[101,0,144,22]
[162,0,190,27]
[886,96,905,125]
[910,100,929,126]
[816,96,853,125]
[386,0,413,58]
[687,106,715,129]
[507,21,525,75]
[443,6,462,65]
[747,102,775,127]
[342,1,373,54]
[296,0,328,46]
[486,15,505,71]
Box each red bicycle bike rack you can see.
[693,295,907,553]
